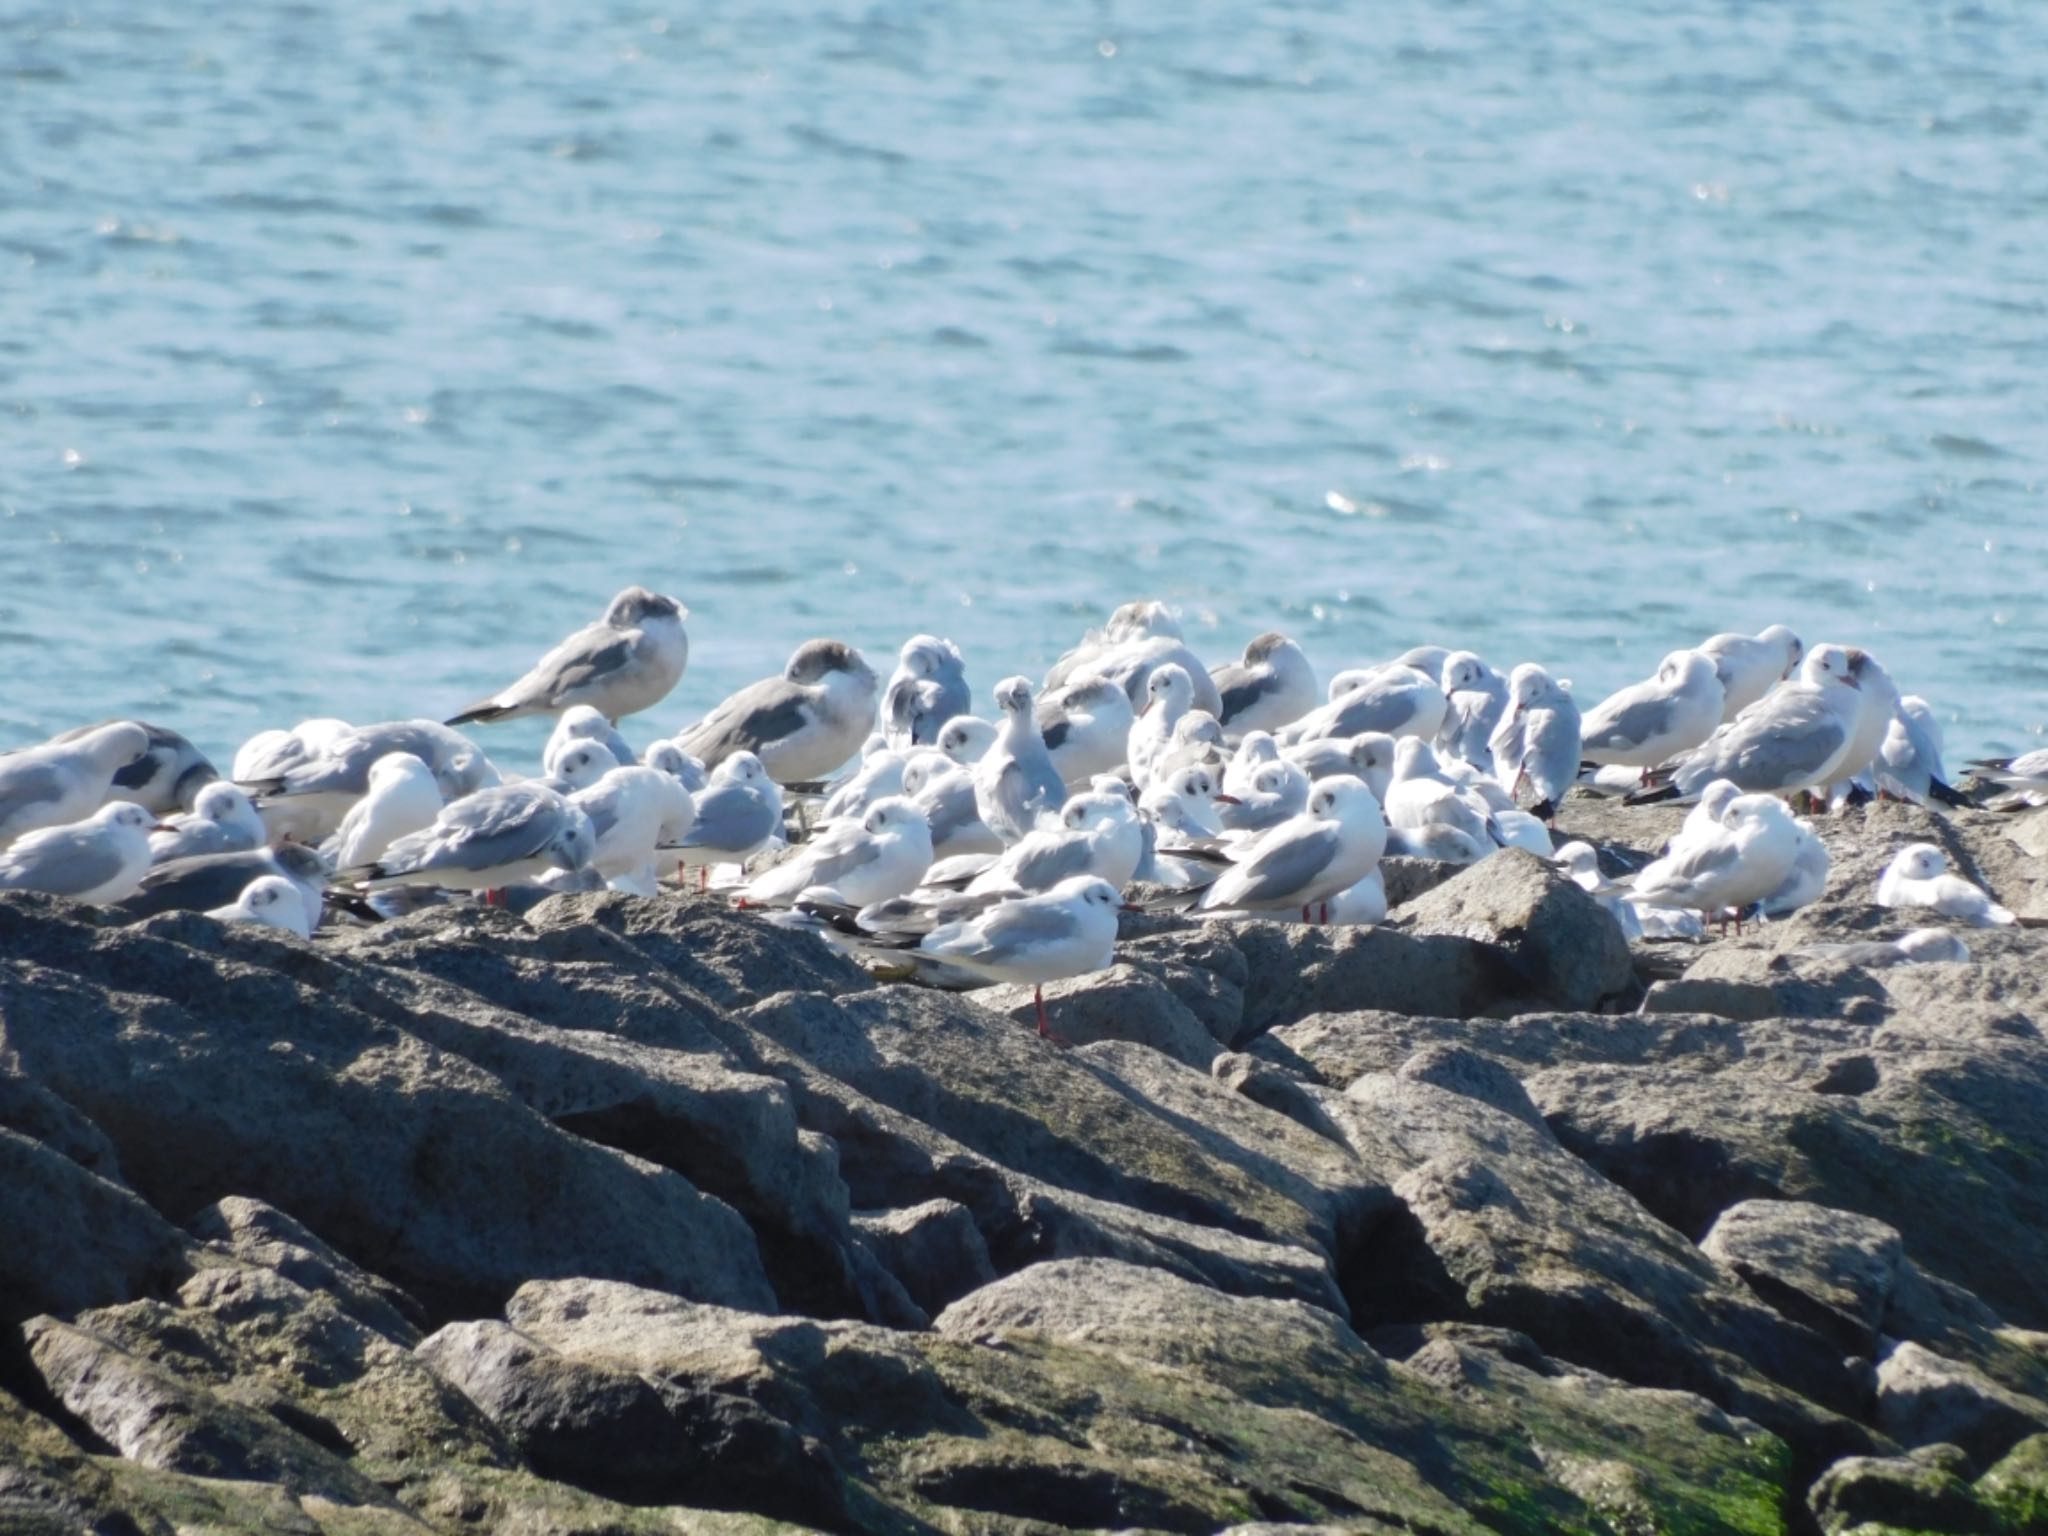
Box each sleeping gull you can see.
[1876,844,2015,927]
[1489,663,1582,820]
[149,782,264,865]
[1044,599,1182,693]
[242,719,492,842]
[0,722,152,848]
[882,635,972,750]
[1287,664,1446,746]
[1199,775,1386,922]
[819,741,906,823]
[1698,625,1804,721]
[1628,646,1862,805]
[1036,677,1136,788]
[659,752,785,878]
[321,754,444,870]
[937,715,998,767]
[974,677,1068,845]
[346,783,595,893]
[1968,746,2048,807]
[1875,696,1967,808]
[0,802,166,904]
[1210,632,1317,736]
[1436,653,1510,772]
[123,843,332,923]
[1578,650,1725,775]
[742,796,932,908]
[39,720,217,815]
[447,586,688,727]
[205,875,314,939]
[1798,928,1972,967]
[1756,816,1829,919]
[569,766,697,886]
[545,706,638,772]
[1384,737,1498,851]
[676,639,880,785]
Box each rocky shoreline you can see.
[4,792,2047,1535]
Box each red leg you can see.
[1301,903,1312,924]
[1035,985,1047,1038]
[1320,900,1329,924]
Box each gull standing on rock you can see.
[904,755,1002,861]
[1437,653,1510,772]
[205,875,314,939]
[902,875,1127,1039]
[1385,738,1497,850]
[1630,793,1803,928]
[1210,633,1317,736]
[570,766,698,887]
[975,677,1068,846]
[1757,816,1829,919]
[1629,646,1863,805]
[677,639,880,785]
[149,782,264,864]
[1876,696,1966,808]
[1877,844,2016,927]
[1698,625,1804,720]
[1036,677,1137,788]
[661,752,784,877]
[0,722,152,848]
[0,802,166,904]
[1821,648,1904,808]
[882,636,972,750]
[963,791,1143,897]
[1127,665,1196,790]
[447,586,688,727]
[345,783,595,893]
[1579,650,1725,777]
[1489,664,1581,820]
[1199,775,1386,922]
[322,754,444,870]
[743,797,933,908]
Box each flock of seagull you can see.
[2,586,2037,1035]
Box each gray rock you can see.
[980,963,1222,1067]
[188,1195,421,1345]
[1209,1049,1349,1142]
[0,1127,191,1325]
[1876,1341,2048,1467]
[1700,1199,1905,1355]
[851,1200,997,1318]
[1807,1445,1994,1534]
[1396,848,1637,1011]
[1394,1043,1550,1133]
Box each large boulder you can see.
[1876,1342,2048,1467]
[1701,1199,1905,1356]
[0,1126,192,1324]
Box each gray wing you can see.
[0,759,67,829]
[0,828,128,897]
[935,896,1077,964]
[1209,822,1339,907]
[383,788,558,875]
[1329,679,1426,736]
[678,680,812,765]
[1007,833,1091,891]
[1582,689,1672,752]
[673,782,776,851]
[150,820,240,863]
[1689,693,1844,792]
[804,831,883,888]
[1211,663,1264,725]
[124,851,277,915]
[503,623,638,709]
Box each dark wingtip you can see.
[444,706,501,727]
[1528,798,1558,821]
[1622,784,1680,807]
[1929,778,1972,809]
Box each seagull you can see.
[937,715,998,767]
[962,790,1143,897]
[1630,793,1803,928]
[1286,732,1396,800]
[1489,663,1581,820]
[975,677,1068,846]
[643,740,709,793]
[1627,646,1863,806]
[1127,664,1196,790]
[345,783,596,893]
[447,586,688,727]
[1551,841,1644,940]
[1876,844,2015,927]
[241,719,492,842]
[743,796,933,907]
[545,706,638,772]
[659,752,785,877]
[1436,653,1510,772]
[1217,757,1310,835]
[1210,632,1317,736]
[1756,816,1829,919]
[149,782,264,865]
[231,718,353,794]
[123,843,332,924]
[1968,746,2048,807]
[1323,867,1389,927]
[881,635,972,750]
[676,639,880,784]
[1044,599,1185,692]
[1384,737,1499,851]
[819,740,906,823]
[1142,763,1233,848]
[1875,696,1967,808]
[896,874,1126,1039]
[36,720,218,816]
[1822,648,1903,808]
[1698,625,1804,721]
[1036,676,1137,788]
[205,875,314,939]
[1286,664,1446,746]
[905,757,1003,860]
[0,802,166,904]
[321,754,443,870]
[544,741,620,794]
[570,766,697,886]
[1068,618,1222,719]
[1579,650,1725,775]
[0,722,152,849]
[1199,775,1387,923]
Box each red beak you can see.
[1212,793,1242,805]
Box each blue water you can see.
[7,0,2046,770]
